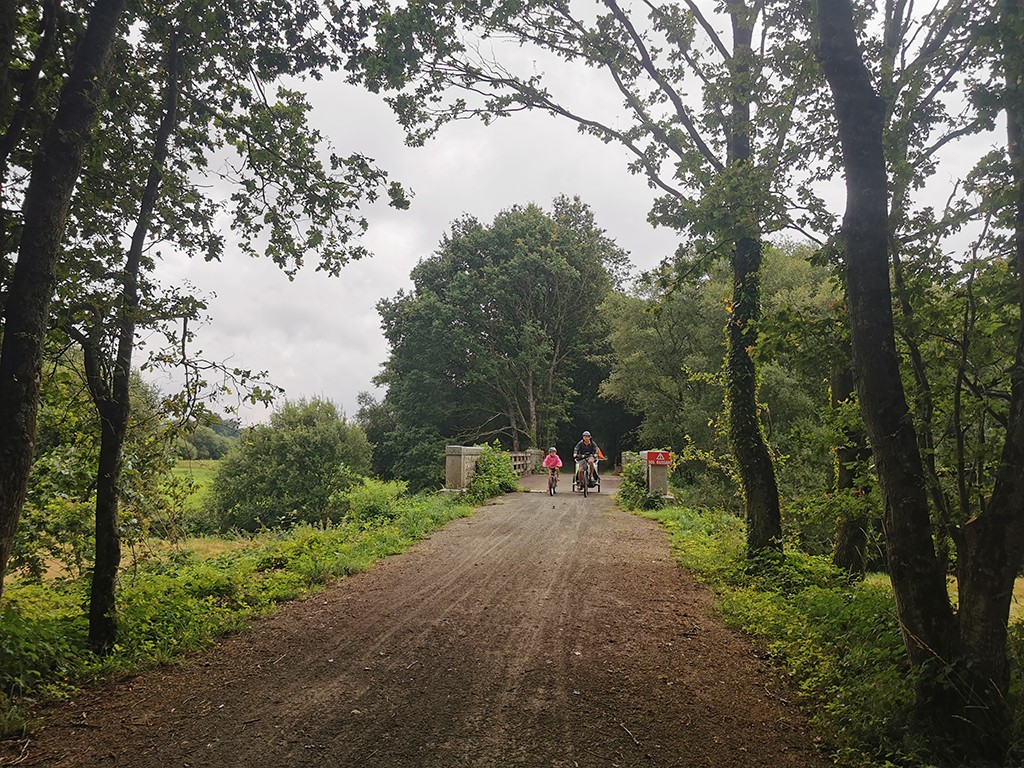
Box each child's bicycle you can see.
[547,468,559,496]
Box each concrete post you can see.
[525,448,544,472]
[647,462,669,496]
[445,445,484,490]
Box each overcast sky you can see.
[150,14,994,427]
[153,67,685,425]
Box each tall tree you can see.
[48,0,409,647]
[813,0,1024,760]
[601,261,729,455]
[0,0,411,623]
[0,0,127,604]
[377,198,622,461]
[352,0,829,553]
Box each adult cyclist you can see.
[573,431,601,488]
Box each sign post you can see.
[645,451,671,495]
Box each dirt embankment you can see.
[2,475,831,768]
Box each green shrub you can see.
[206,398,371,531]
[616,456,667,511]
[0,595,88,700]
[465,444,519,502]
[340,478,409,523]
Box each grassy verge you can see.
[635,504,1016,768]
[0,491,473,736]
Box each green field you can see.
[171,459,220,511]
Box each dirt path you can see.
[3,476,831,767]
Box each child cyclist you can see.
[542,446,562,495]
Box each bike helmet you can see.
[548,446,557,453]
[582,431,591,436]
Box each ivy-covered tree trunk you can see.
[726,3,782,555]
[830,357,872,575]
[0,0,126,603]
[728,235,782,554]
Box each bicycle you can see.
[547,467,559,496]
[571,456,599,497]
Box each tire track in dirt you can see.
[4,479,831,768]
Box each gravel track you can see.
[1,474,831,768]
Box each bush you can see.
[206,398,372,531]
[340,478,409,523]
[465,444,520,501]
[0,596,88,701]
[616,455,667,511]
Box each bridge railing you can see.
[446,446,544,490]
[509,450,544,476]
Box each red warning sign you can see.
[646,451,671,466]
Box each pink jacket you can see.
[542,454,563,469]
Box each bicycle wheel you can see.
[548,473,556,496]
[582,466,589,498]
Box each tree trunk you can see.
[0,0,58,180]
[0,0,17,113]
[728,234,782,555]
[817,0,1024,759]
[84,36,180,653]
[809,0,1024,761]
[0,0,127,603]
[830,356,872,575]
[89,398,123,654]
[813,0,955,665]
[953,0,1024,758]
[726,2,782,556]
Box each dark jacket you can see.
[573,439,598,460]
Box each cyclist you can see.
[573,431,601,488]
[542,446,562,494]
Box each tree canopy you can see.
[375,196,626,471]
